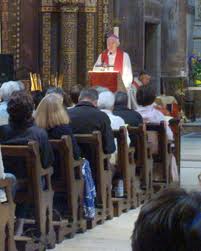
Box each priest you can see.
[93,33,133,89]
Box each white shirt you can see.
[137,104,173,140]
[127,77,143,110]
[93,50,133,89]
[0,147,5,179]
[101,109,131,164]
[101,109,131,145]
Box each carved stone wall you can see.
[60,5,78,90]
[41,1,60,84]
[78,4,97,85]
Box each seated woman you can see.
[0,90,54,235]
[35,93,80,159]
[136,85,178,182]
[34,93,96,219]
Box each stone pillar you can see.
[78,4,97,85]
[1,0,9,53]
[96,0,113,55]
[41,3,60,84]
[193,0,201,54]
[41,9,52,84]
[60,5,79,91]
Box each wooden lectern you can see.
[88,71,126,93]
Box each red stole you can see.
[101,48,124,75]
[132,80,141,89]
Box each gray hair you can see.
[97,91,115,110]
[79,88,99,102]
[0,81,25,101]
[95,86,109,94]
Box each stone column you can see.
[78,4,97,85]
[193,0,201,54]
[97,0,114,55]
[41,9,52,84]
[60,5,79,91]
[41,3,60,84]
[1,0,9,53]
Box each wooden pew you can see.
[75,131,113,229]
[112,127,137,216]
[0,178,17,251]
[49,136,86,242]
[128,125,153,203]
[1,142,56,251]
[169,118,181,184]
[146,121,172,190]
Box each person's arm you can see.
[156,110,174,141]
[39,130,54,169]
[101,114,116,154]
[0,147,5,179]
[65,126,81,160]
[122,53,133,89]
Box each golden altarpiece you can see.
[0,0,114,91]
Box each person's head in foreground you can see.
[136,84,156,107]
[69,84,83,105]
[107,33,120,54]
[131,188,201,251]
[7,90,34,129]
[78,88,99,107]
[0,81,24,102]
[139,71,151,85]
[114,91,128,107]
[97,91,115,111]
[35,93,69,129]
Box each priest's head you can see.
[107,33,120,54]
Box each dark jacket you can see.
[0,123,54,177]
[68,101,115,154]
[113,105,143,145]
[47,124,81,160]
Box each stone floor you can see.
[50,129,201,251]
[49,208,139,251]
[180,132,201,191]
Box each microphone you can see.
[109,52,113,55]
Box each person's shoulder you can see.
[0,124,10,137]
[29,125,48,138]
[58,124,72,132]
[153,107,165,118]
[98,109,111,123]
[123,51,131,59]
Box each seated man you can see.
[132,188,201,251]
[68,88,116,166]
[0,81,24,125]
[113,91,143,145]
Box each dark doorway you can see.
[145,22,161,94]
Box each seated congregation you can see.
[0,80,180,251]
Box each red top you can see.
[101,48,124,75]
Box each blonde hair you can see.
[35,93,70,129]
